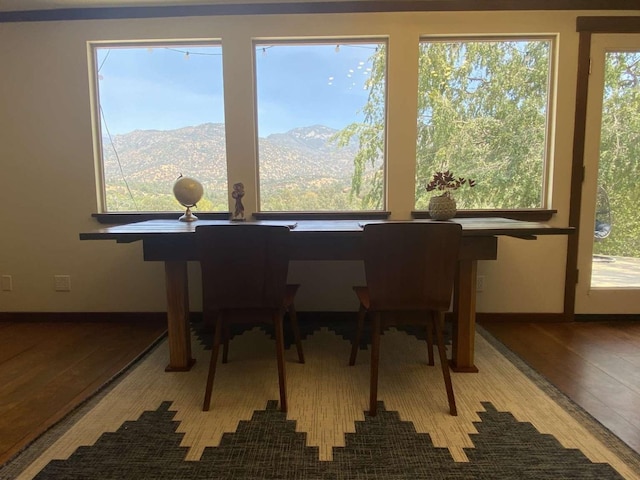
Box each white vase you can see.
[428,195,457,220]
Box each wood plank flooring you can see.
[480,320,640,455]
[0,320,167,465]
[1,319,639,468]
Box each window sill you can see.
[92,212,231,225]
[253,211,391,220]
[412,209,556,222]
[92,209,555,225]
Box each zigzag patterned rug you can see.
[2,321,640,479]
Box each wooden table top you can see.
[79,217,574,241]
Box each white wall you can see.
[1,9,630,313]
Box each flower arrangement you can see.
[425,170,476,197]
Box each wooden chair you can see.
[349,222,461,416]
[196,224,304,413]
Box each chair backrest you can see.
[196,224,290,310]
[362,222,462,312]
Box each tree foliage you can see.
[339,40,640,258]
[339,39,551,210]
[594,51,640,257]
[333,45,387,209]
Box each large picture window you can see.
[92,42,228,212]
[254,40,387,211]
[414,38,553,210]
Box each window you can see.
[92,43,228,212]
[254,40,387,211]
[414,38,553,210]
[592,49,640,278]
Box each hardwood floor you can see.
[0,320,167,465]
[1,319,639,468]
[480,320,640,455]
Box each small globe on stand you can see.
[173,175,204,222]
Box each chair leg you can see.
[222,323,230,364]
[274,312,288,413]
[426,321,435,366]
[288,303,305,364]
[433,311,457,416]
[349,303,366,366]
[203,314,223,412]
[369,313,381,416]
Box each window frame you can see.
[413,34,557,213]
[252,37,390,213]
[89,33,560,224]
[89,39,227,215]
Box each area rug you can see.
[2,320,640,479]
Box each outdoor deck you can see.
[591,255,640,288]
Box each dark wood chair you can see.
[349,222,461,416]
[196,224,304,413]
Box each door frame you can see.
[564,17,640,317]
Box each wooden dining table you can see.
[80,217,573,373]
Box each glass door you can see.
[576,34,640,314]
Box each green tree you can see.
[595,51,640,257]
[338,39,551,210]
[333,45,387,209]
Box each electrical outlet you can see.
[1,275,12,292]
[54,275,71,292]
[476,275,485,292]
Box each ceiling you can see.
[0,0,313,12]
[1,0,636,16]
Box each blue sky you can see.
[96,42,381,137]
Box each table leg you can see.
[164,260,195,371]
[451,259,479,372]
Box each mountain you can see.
[102,123,228,189]
[102,123,359,190]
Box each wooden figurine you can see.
[232,182,245,221]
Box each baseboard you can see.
[187,311,356,324]
[475,312,571,322]
[5,311,635,323]
[477,313,640,322]
[0,312,168,323]
[0,311,355,323]
[0,311,577,323]
[575,313,640,322]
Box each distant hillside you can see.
[101,122,371,211]
[102,123,358,188]
[103,123,227,191]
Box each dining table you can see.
[79,217,573,373]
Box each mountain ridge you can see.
[102,122,358,188]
